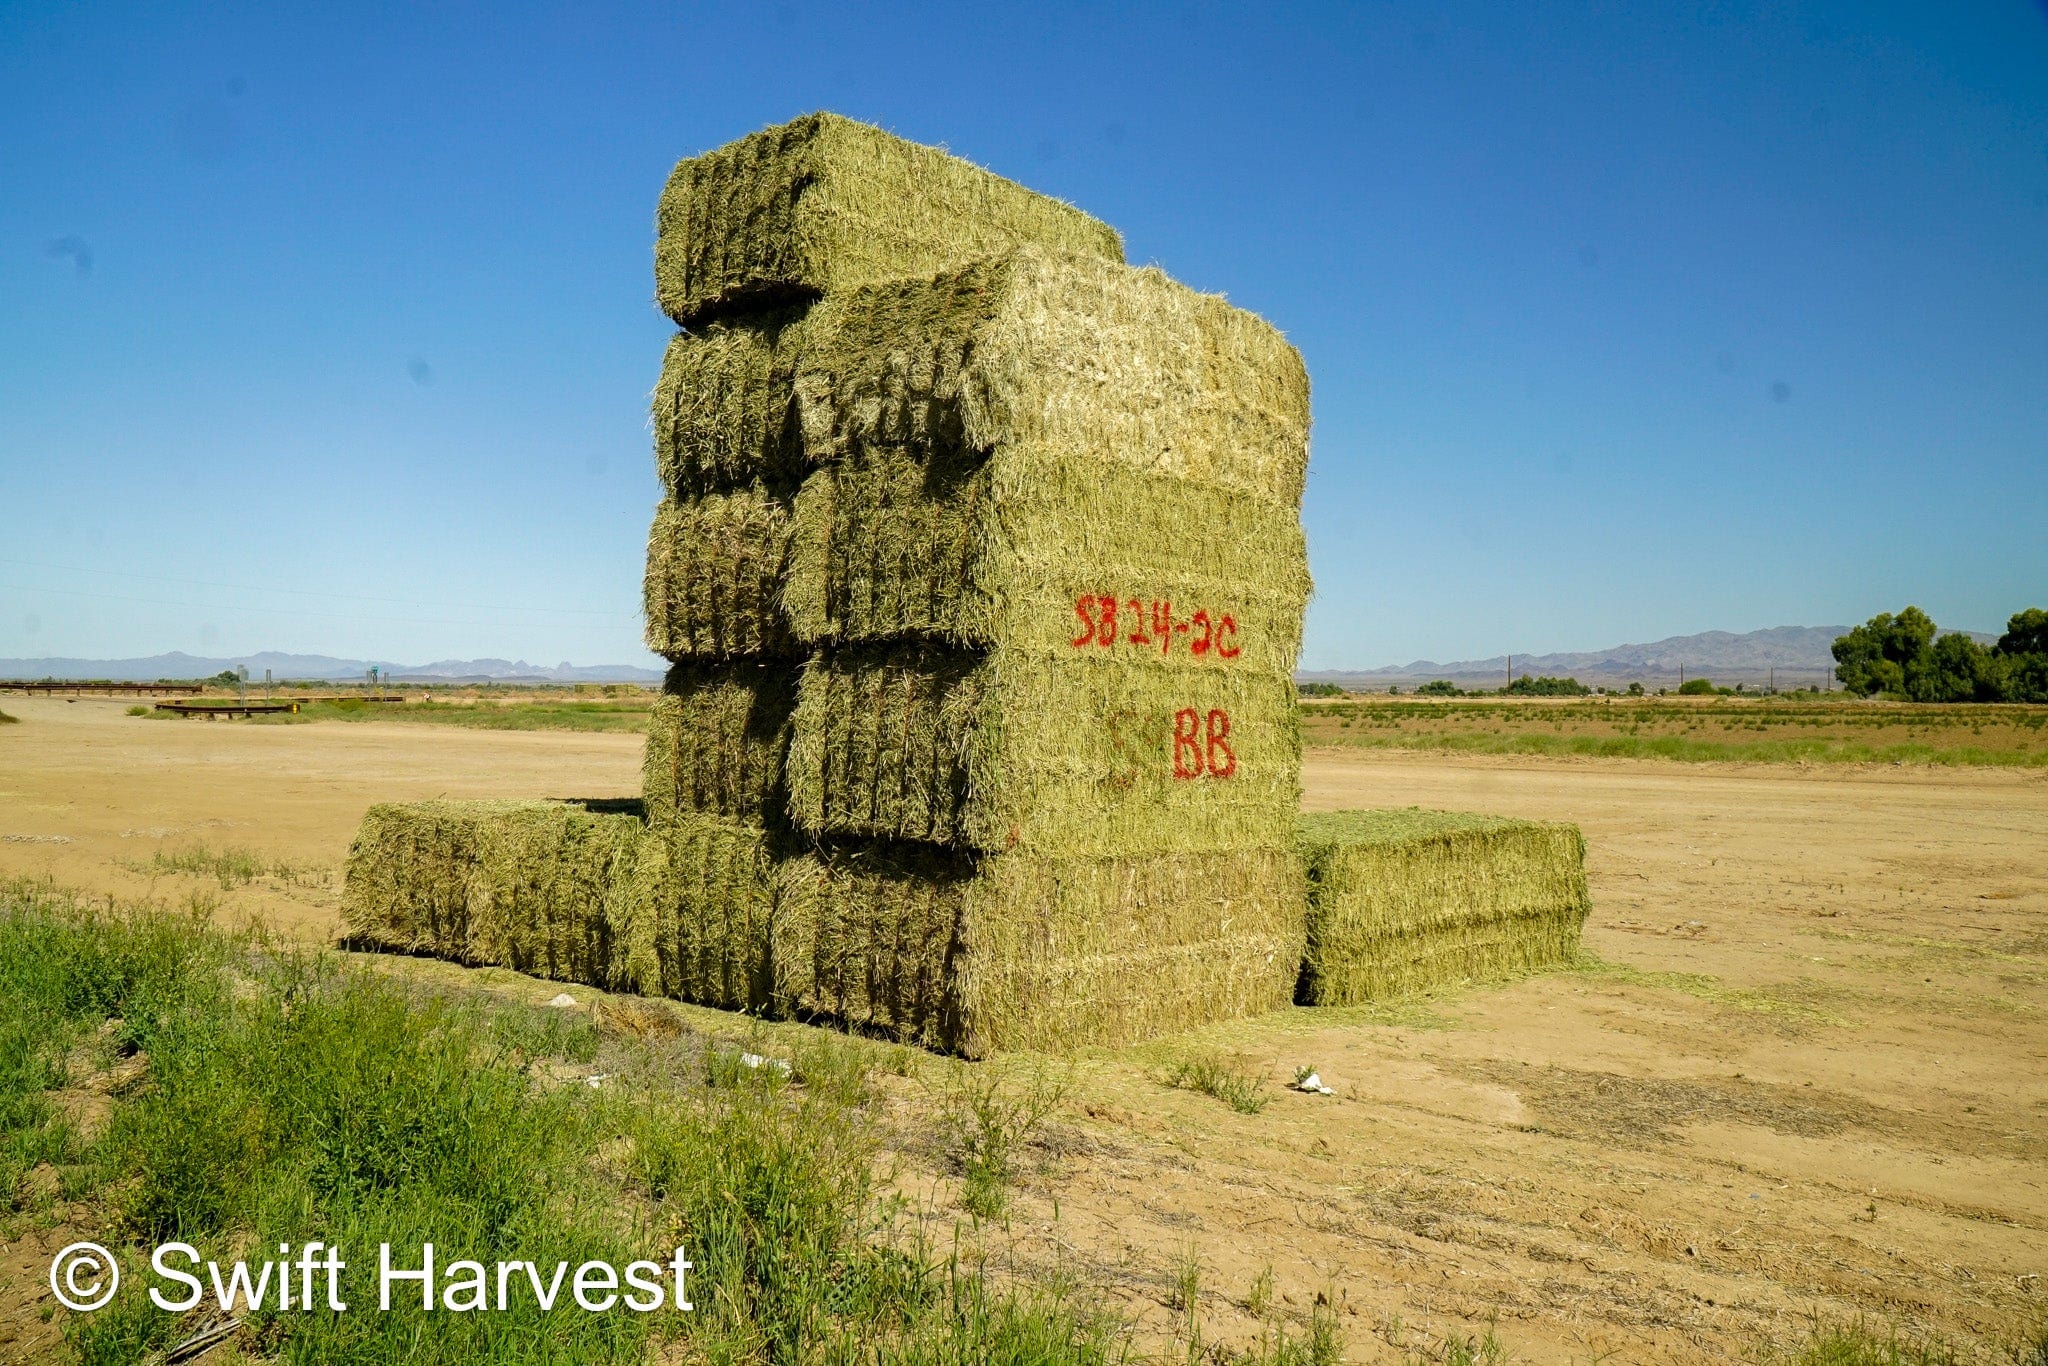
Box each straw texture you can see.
[1295,808,1591,1004]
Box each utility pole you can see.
[1769,666,1775,694]
[1505,655,1512,693]
[1679,664,1685,691]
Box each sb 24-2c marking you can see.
[1071,596,1241,660]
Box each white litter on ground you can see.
[545,993,580,1009]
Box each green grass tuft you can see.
[1162,1051,1269,1114]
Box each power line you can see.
[0,581,641,631]
[0,556,635,618]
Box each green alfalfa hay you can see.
[773,843,1306,1057]
[341,801,498,962]
[340,800,643,988]
[1295,808,1592,1005]
[786,644,1302,858]
[642,661,798,827]
[650,307,810,497]
[655,112,1123,329]
[784,442,1310,672]
[643,489,794,658]
[769,840,969,1051]
[792,245,1309,508]
[616,813,778,1011]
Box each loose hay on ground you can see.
[773,843,1305,1057]
[655,112,1124,328]
[1295,808,1591,1005]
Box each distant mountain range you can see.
[1299,624,1996,690]
[6,625,2001,689]
[0,651,664,684]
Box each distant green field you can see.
[1301,696,2048,767]
[144,696,660,733]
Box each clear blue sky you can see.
[4,2,2044,670]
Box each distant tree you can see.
[1504,674,1590,697]
[1296,681,1346,698]
[1832,607,1936,697]
[1676,677,1718,696]
[1626,681,1645,697]
[1416,679,1461,696]
[209,669,240,687]
[1904,632,2005,703]
[1994,607,2048,702]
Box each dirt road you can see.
[2,697,2043,1361]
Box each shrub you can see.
[1677,678,1718,696]
[1416,680,1461,697]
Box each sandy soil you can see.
[2,696,2044,1362]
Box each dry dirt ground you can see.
[2,696,2045,1362]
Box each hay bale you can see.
[643,490,794,658]
[341,800,643,988]
[773,844,1305,1057]
[1295,809,1592,1005]
[791,246,1310,506]
[652,308,810,497]
[655,112,1123,328]
[617,814,778,1011]
[785,443,1309,670]
[785,644,1301,857]
[642,662,798,827]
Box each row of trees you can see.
[1833,608,2048,703]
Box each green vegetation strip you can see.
[1,880,1128,1364]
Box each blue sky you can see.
[3,2,2043,670]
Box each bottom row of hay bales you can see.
[342,802,1589,1055]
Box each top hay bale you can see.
[656,112,1125,329]
[783,247,1312,656]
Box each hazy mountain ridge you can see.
[0,651,663,683]
[1300,624,1997,688]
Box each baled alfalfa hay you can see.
[341,799,645,989]
[1295,809,1591,1005]
[642,661,798,828]
[651,308,810,497]
[783,246,1311,657]
[773,843,1305,1057]
[643,489,794,658]
[617,813,778,1012]
[786,644,1301,858]
[655,112,1124,329]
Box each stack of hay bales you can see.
[343,112,1323,1057]
[1294,809,1591,1004]
[638,113,1132,1025]
[771,252,1315,1057]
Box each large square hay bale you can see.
[616,813,778,1011]
[773,843,1305,1056]
[651,308,810,497]
[341,800,644,988]
[783,247,1311,653]
[642,662,799,827]
[1295,809,1592,1005]
[786,645,1301,857]
[643,489,794,658]
[656,113,1123,328]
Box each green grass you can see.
[1161,1051,1269,1114]
[120,842,324,889]
[0,879,1128,1364]
[137,697,657,732]
[936,1066,1066,1220]
[1299,696,2048,768]
[284,698,655,732]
